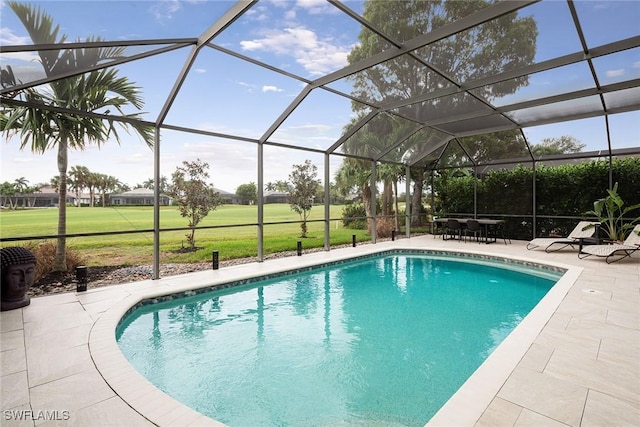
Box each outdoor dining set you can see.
[434,217,510,245]
[434,217,640,263]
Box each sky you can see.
[1,0,639,193]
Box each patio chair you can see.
[445,219,462,241]
[464,219,483,243]
[526,221,600,253]
[578,224,640,264]
[495,221,511,245]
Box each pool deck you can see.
[1,236,638,426]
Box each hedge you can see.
[434,157,640,240]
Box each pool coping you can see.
[89,244,581,427]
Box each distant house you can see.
[110,188,172,206]
[213,188,240,205]
[264,191,289,204]
[2,186,76,208]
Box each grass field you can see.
[0,204,372,266]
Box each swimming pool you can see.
[116,251,563,426]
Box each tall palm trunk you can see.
[411,169,425,227]
[55,135,68,271]
[362,184,372,219]
[393,180,399,231]
[382,181,393,217]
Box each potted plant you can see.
[585,182,640,243]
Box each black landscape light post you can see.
[297,241,302,256]
[75,266,88,292]
[352,234,356,247]
[392,230,396,241]
[212,251,219,270]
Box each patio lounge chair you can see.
[526,221,600,253]
[578,224,640,264]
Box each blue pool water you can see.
[117,253,560,426]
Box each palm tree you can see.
[378,163,404,230]
[0,181,17,209]
[13,177,29,193]
[12,177,29,208]
[86,171,102,207]
[69,165,89,206]
[1,2,153,271]
[142,176,169,193]
[142,178,154,189]
[23,183,42,208]
[94,173,121,207]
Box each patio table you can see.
[435,218,506,244]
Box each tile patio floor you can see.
[1,236,638,426]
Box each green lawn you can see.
[0,204,371,266]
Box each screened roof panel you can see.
[603,87,640,112]
[523,116,610,153]
[392,92,494,125]
[2,51,188,123]
[165,48,304,139]
[516,1,584,63]
[341,0,492,45]
[608,110,640,150]
[2,1,233,42]
[505,96,604,125]
[435,114,516,136]
[439,140,473,168]
[378,127,432,164]
[592,48,640,86]
[113,49,194,120]
[267,88,360,151]
[470,62,595,108]
[411,7,538,83]
[338,112,420,159]
[325,54,454,104]
[1,44,189,93]
[412,143,446,170]
[573,1,640,47]
[210,1,368,79]
[458,131,529,164]
[404,128,453,167]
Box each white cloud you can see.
[267,0,290,8]
[244,5,269,22]
[295,0,338,15]
[287,124,332,133]
[632,61,640,69]
[239,27,350,76]
[0,28,40,62]
[0,27,30,46]
[606,68,625,77]
[268,123,337,150]
[262,85,284,92]
[149,0,182,22]
[236,81,257,92]
[194,68,206,74]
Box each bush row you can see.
[435,157,640,239]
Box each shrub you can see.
[370,217,395,238]
[342,203,368,229]
[23,241,85,282]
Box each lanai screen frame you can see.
[1,0,639,279]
